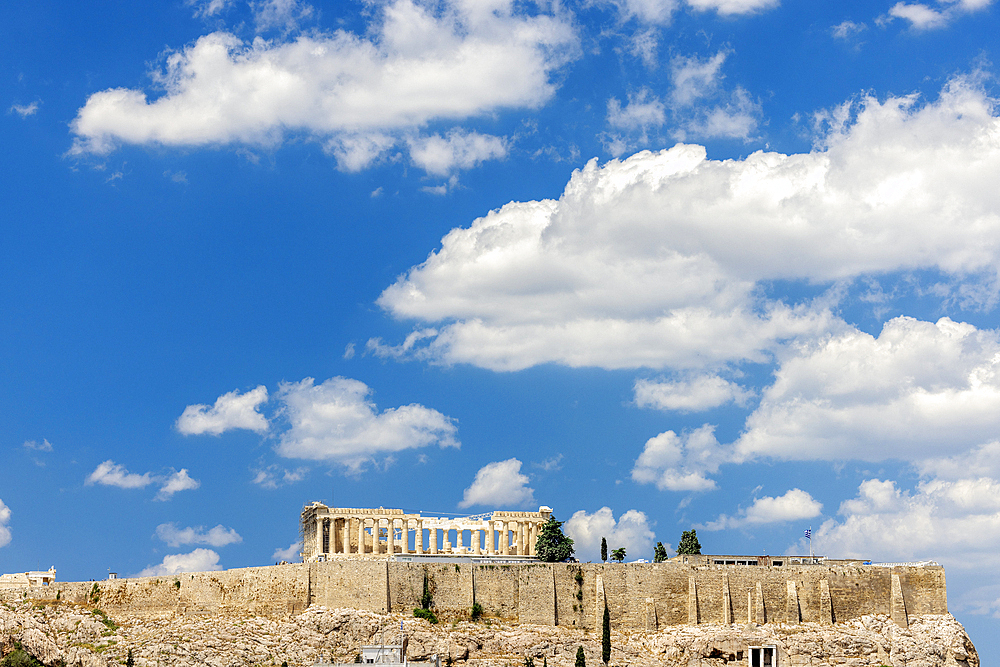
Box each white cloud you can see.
[564,507,656,562]
[704,488,822,530]
[631,425,728,491]
[669,52,760,141]
[155,522,242,547]
[735,317,1000,464]
[136,548,222,577]
[176,385,269,436]
[407,130,507,176]
[9,102,39,118]
[252,464,309,489]
[23,439,53,452]
[803,477,1000,568]
[605,0,777,24]
[607,89,666,132]
[882,0,993,30]
[251,0,314,33]
[375,76,1000,371]
[685,0,779,16]
[0,499,11,549]
[86,460,154,489]
[186,0,234,18]
[831,20,867,39]
[69,0,578,174]
[155,469,201,501]
[458,458,535,508]
[274,376,459,470]
[634,374,753,411]
[272,541,301,561]
[86,461,199,500]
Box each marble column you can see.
[430,526,439,554]
[316,516,324,556]
[487,522,495,555]
[416,520,424,554]
[342,518,351,554]
[456,527,464,552]
[501,522,509,555]
[387,518,395,555]
[358,518,366,555]
[472,530,481,555]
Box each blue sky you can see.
[3,0,1000,656]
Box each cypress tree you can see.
[601,604,611,664]
[575,646,586,667]
[600,537,607,562]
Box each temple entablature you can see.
[300,503,553,562]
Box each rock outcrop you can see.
[0,600,978,667]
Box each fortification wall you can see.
[1,560,947,631]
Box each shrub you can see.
[575,646,585,667]
[413,608,438,624]
[470,602,483,621]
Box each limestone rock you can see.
[0,600,979,667]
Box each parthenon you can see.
[300,503,553,561]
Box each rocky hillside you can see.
[0,599,978,667]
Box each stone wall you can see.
[0,560,948,631]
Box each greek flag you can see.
[804,528,812,539]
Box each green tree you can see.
[575,646,586,667]
[610,547,626,562]
[600,537,607,563]
[535,518,575,562]
[653,542,668,563]
[676,530,701,555]
[601,604,611,665]
[126,650,135,667]
[525,657,535,667]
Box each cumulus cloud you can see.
[69,0,577,173]
[275,376,459,470]
[272,541,301,561]
[634,375,753,412]
[86,460,154,489]
[375,76,1000,372]
[882,0,993,30]
[458,458,535,508]
[802,477,1000,568]
[176,385,269,436]
[735,316,1000,464]
[407,130,507,176]
[86,461,200,500]
[703,488,823,530]
[155,470,201,501]
[155,522,242,547]
[23,439,53,452]
[564,507,656,562]
[136,548,222,577]
[0,499,11,548]
[631,425,729,491]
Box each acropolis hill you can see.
[0,504,979,666]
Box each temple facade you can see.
[300,503,553,561]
